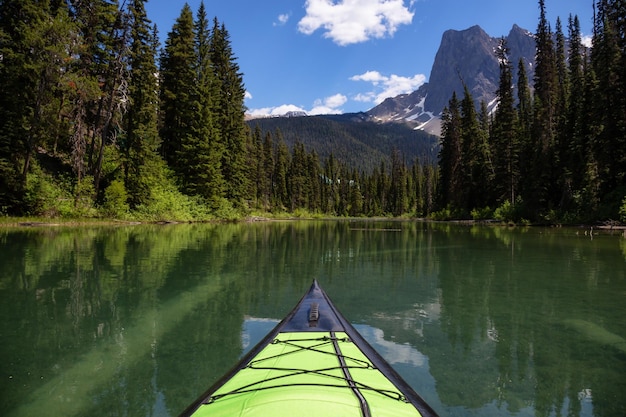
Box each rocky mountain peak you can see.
[367,24,537,136]
[425,25,500,117]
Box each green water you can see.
[0,221,624,417]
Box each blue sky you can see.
[145,0,594,117]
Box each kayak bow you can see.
[180,280,438,417]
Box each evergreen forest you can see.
[1,0,625,223]
[438,0,626,224]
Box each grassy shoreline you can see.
[2,215,625,233]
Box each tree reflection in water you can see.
[0,222,624,417]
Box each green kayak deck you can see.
[180,281,438,417]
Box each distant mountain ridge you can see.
[247,114,439,173]
[249,24,536,138]
[367,24,536,135]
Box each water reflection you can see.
[0,222,624,417]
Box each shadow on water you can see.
[0,221,624,417]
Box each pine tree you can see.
[437,92,463,210]
[389,148,408,216]
[530,0,558,213]
[178,2,224,203]
[576,52,603,218]
[261,131,275,210]
[459,86,487,211]
[423,161,436,216]
[337,163,352,216]
[246,125,262,208]
[323,153,341,214]
[273,133,289,210]
[377,161,391,215]
[288,141,309,211]
[123,0,161,208]
[516,57,533,202]
[159,4,195,172]
[409,160,420,215]
[591,0,626,200]
[210,19,248,205]
[492,38,520,205]
[554,17,572,209]
[0,0,79,212]
[477,101,494,207]
[307,149,322,212]
[565,15,587,197]
[365,165,382,216]
[0,0,42,211]
[348,168,364,216]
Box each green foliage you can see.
[493,198,527,224]
[429,208,452,221]
[292,208,325,219]
[430,205,467,221]
[132,183,211,222]
[211,197,244,221]
[103,180,130,218]
[73,176,97,218]
[471,207,493,221]
[621,196,626,224]
[21,165,77,217]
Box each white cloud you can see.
[324,93,348,108]
[247,104,306,118]
[274,13,291,26]
[310,93,347,115]
[350,70,426,104]
[582,34,592,48]
[297,0,414,46]
[247,93,347,117]
[350,70,387,85]
[245,91,253,100]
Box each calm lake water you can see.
[1,221,625,417]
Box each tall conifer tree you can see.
[179,2,225,203]
[323,153,341,214]
[492,38,520,205]
[530,0,558,212]
[554,17,572,208]
[348,168,364,216]
[210,19,248,205]
[566,14,587,194]
[476,100,494,207]
[389,148,408,216]
[459,85,484,210]
[0,0,79,212]
[591,0,626,199]
[261,131,275,210]
[159,5,195,172]
[438,92,463,210]
[288,141,309,211]
[273,133,289,210]
[124,0,161,208]
[307,149,322,212]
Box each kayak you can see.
[179,280,439,417]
